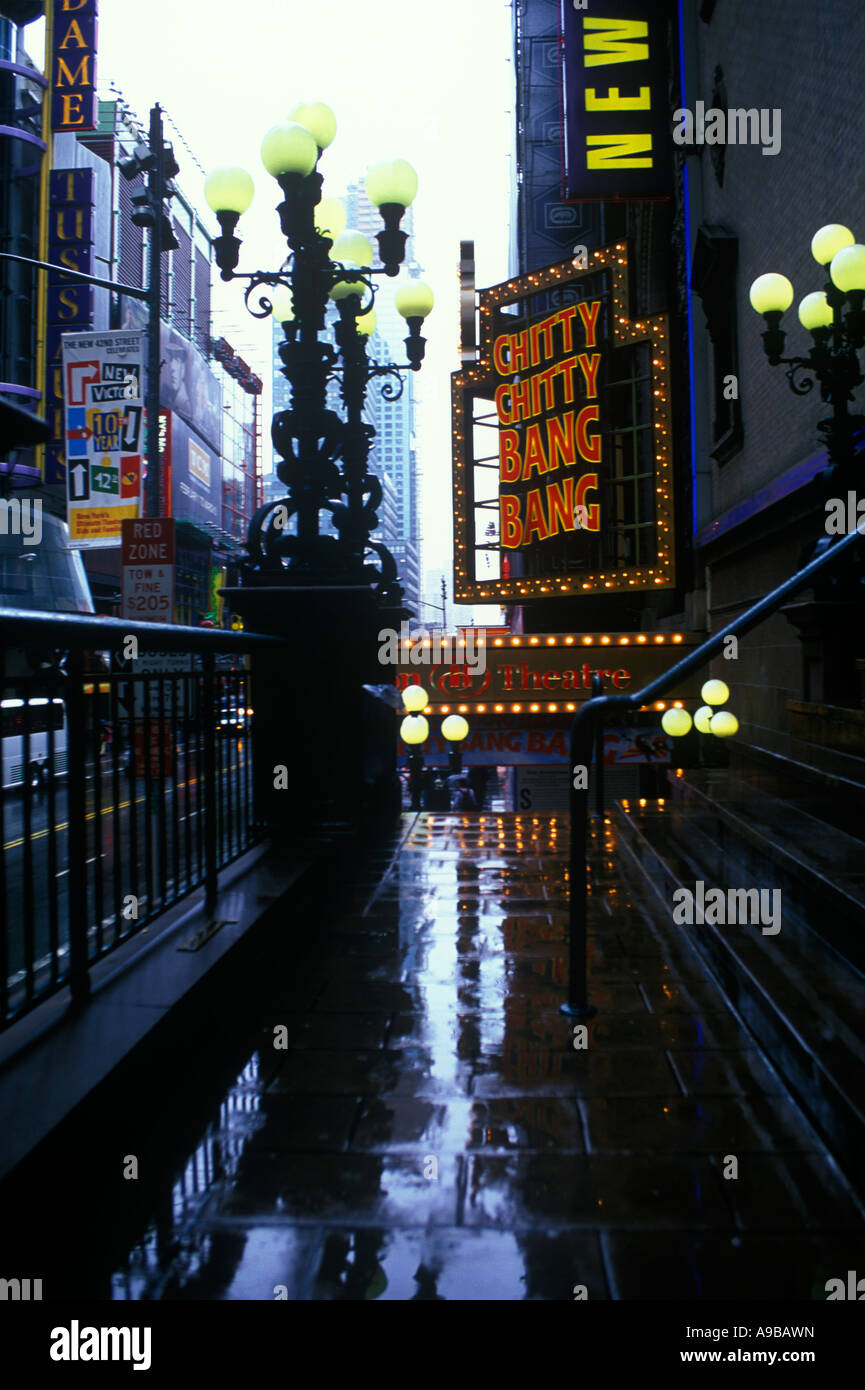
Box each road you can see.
[2,740,252,1006]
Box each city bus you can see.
[1,696,66,790]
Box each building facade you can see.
[683,0,865,771]
[440,0,694,808]
[0,2,231,623]
[342,182,422,615]
[0,6,48,425]
[210,335,262,607]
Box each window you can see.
[691,225,743,464]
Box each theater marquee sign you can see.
[451,244,674,603]
[395,633,700,710]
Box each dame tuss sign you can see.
[51,0,98,132]
[561,0,672,200]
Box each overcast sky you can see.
[35,0,516,613]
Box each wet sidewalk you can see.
[7,812,864,1300]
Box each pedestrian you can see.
[450,776,476,811]
[425,776,450,811]
[468,765,488,810]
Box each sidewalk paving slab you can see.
[2,811,863,1300]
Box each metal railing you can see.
[563,525,865,1017]
[0,609,286,1031]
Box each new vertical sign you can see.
[561,0,672,199]
[51,0,98,132]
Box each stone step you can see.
[614,800,865,1205]
[731,740,865,839]
[664,768,865,974]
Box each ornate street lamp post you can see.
[441,712,469,775]
[204,105,434,833]
[750,225,865,477]
[749,224,865,705]
[204,105,434,602]
[400,684,430,811]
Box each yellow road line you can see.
[3,775,206,851]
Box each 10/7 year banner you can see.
[61,330,144,548]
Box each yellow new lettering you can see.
[586,86,651,111]
[586,133,653,169]
[583,18,649,67]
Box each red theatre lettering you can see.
[496,301,603,549]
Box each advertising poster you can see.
[168,411,221,527]
[160,321,223,454]
[398,724,672,766]
[61,330,144,548]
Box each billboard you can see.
[51,0,98,132]
[164,411,221,528]
[160,321,222,454]
[451,244,674,602]
[561,0,673,200]
[397,725,672,767]
[61,330,144,548]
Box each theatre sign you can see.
[451,243,674,603]
[395,631,701,710]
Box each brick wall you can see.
[694,0,865,747]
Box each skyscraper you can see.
[342,183,422,613]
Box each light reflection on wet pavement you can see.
[9,813,865,1299]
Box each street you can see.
[2,742,250,1007]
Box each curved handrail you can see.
[563,523,865,1017]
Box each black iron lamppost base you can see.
[559,1002,598,1020]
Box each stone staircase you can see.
[614,752,865,1201]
